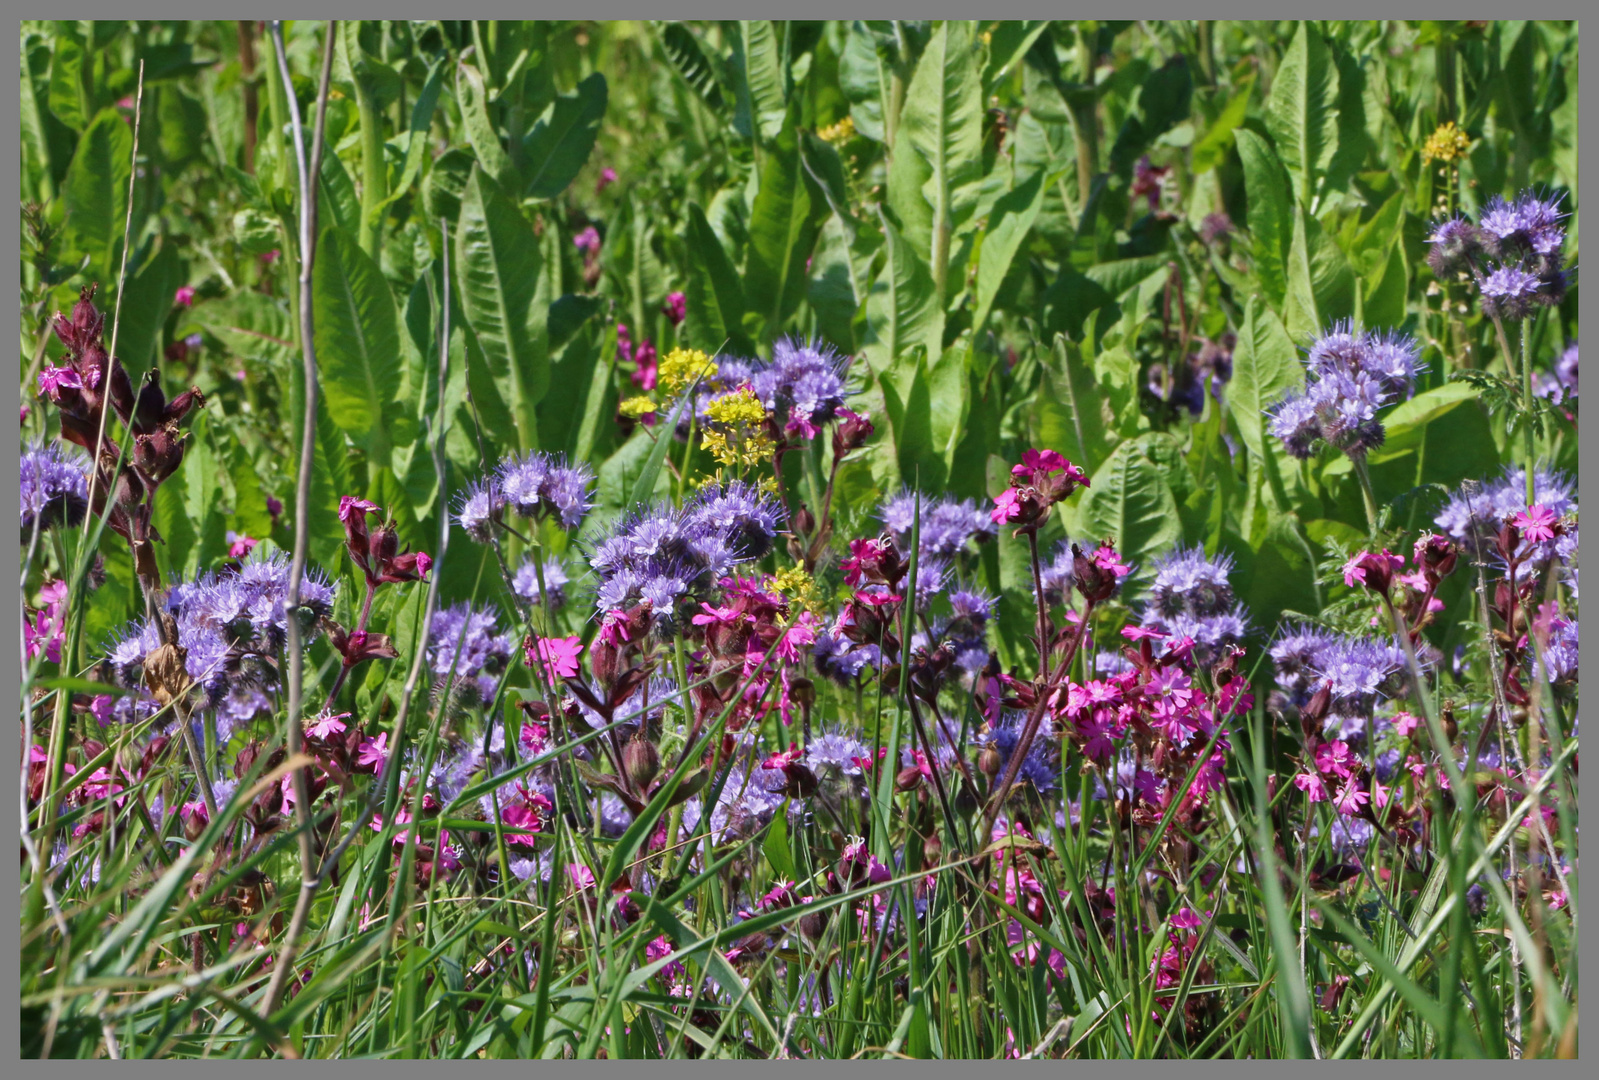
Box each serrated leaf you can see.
[743,119,824,337]
[1067,436,1180,575]
[1228,296,1302,462]
[61,108,132,283]
[455,60,517,192]
[312,226,400,467]
[1236,128,1291,308]
[1264,22,1340,208]
[521,72,608,199]
[901,20,985,297]
[683,201,750,355]
[455,166,547,454]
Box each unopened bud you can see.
[623,735,660,791]
[979,745,1002,780]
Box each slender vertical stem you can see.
[263,18,337,1022]
[1520,321,1536,506]
[1351,454,1381,539]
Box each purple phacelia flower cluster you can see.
[714,337,851,439]
[1434,466,1576,565]
[512,558,571,610]
[1427,190,1571,321]
[1536,341,1578,404]
[1268,321,1423,460]
[1141,546,1249,657]
[1269,624,1423,743]
[101,550,337,732]
[20,440,89,535]
[456,451,594,542]
[428,602,515,704]
[587,480,784,629]
[879,489,996,559]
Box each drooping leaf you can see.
[1228,296,1303,462]
[735,20,787,145]
[521,72,608,199]
[455,59,517,193]
[972,167,1048,335]
[1066,435,1181,577]
[865,209,941,367]
[312,225,401,467]
[1263,21,1340,207]
[743,119,824,338]
[454,166,548,454]
[683,202,750,355]
[61,108,132,283]
[1236,128,1292,308]
[1284,203,1355,340]
[900,19,985,294]
[371,55,445,218]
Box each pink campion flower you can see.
[841,537,888,586]
[306,711,350,740]
[1294,771,1329,802]
[661,291,686,326]
[338,495,379,524]
[1370,776,1392,810]
[691,602,743,626]
[762,743,805,771]
[90,694,114,726]
[595,166,618,194]
[37,365,82,397]
[574,226,602,254]
[174,286,196,307]
[1342,549,1404,592]
[261,249,281,266]
[1077,711,1118,762]
[226,531,258,559]
[1122,624,1167,641]
[1315,740,1356,779]
[25,580,68,664]
[1333,777,1370,816]
[990,486,1023,524]
[1012,448,1067,479]
[567,863,597,891]
[1170,906,1205,931]
[1513,504,1558,544]
[1092,545,1132,578]
[529,634,583,681]
[1393,711,1420,737]
[774,611,819,662]
[356,732,390,770]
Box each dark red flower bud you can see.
[832,408,874,457]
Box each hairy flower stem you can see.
[1351,454,1381,539]
[320,577,377,712]
[1520,322,1536,506]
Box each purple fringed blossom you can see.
[1479,265,1543,321]
[456,480,505,543]
[1536,340,1578,402]
[804,730,871,778]
[496,452,595,530]
[512,558,570,609]
[1268,321,1423,461]
[1269,623,1340,699]
[1141,547,1249,657]
[1435,467,1576,563]
[812,629,879,685]
[587,482,784,627]
[1544,617,1578,683]
[428,602,514,702]
[739,337,851,439]
[880,489,995,559]
[1478,191,1568,258]
[20,441,89,534]
[1426,216,1486,279]
[982,711,1060,794]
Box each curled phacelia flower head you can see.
[20,440,90,535]
[1426,216,1485,280]
[1268,321,1423,461]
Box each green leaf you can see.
[521,72,608,199]
[1031,333,1112,477]
[1264,22,1340,208]
[1190,73,1255,175]
[113,240,181,380]
[1107,56,1194,176]
[1227,296,1302,462]
[371,56,444,219]
[901,20,985,295]
[629,392,695,507]
[763,806,797,882]
[455,59,517,192]
[455,166,548,454]
[46,36,88,131]
[1284,204,1355,340]
[656,21,727,112]
[735,20,787,145]
[312,226,400,467]
[1065,435,1180,574]
[318,150,361,240]
[743,120,824,337]
[1236,128,1291,308]
[982,21,1050,92]
[878,350,943,491]
[972,168,1048,335]
[865,209,942,367]
[683,202,750,356]
[61,108,132,283]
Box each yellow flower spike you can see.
[1421,121,1472,164]
[658,347,718,393]
[703,386,767,428]
[619,395,658,419]
[818,115,855,145]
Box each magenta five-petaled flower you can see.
[990,487,1023,525]
[529,634,583,681]
[174,285,196,307]
[1342,549,1404,593]
[1513,504,1559,544]
[356,732,389,770]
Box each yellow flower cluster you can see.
[699,385,774,468]
[658,347,718,393]
[1421,121,1472,164]
[817,115,855,145]
[619,395,658,419]
[772,563,826,614]
[703,385,766,428]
